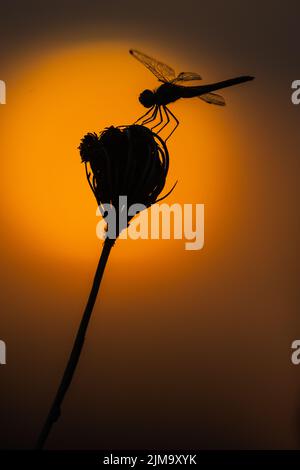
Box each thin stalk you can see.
[35,237,115,449]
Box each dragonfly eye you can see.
[139,89,155,108]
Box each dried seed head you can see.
[79,125,176,237]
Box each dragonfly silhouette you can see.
[130,49,254,140]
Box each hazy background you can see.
[0,0,300,449]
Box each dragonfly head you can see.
[139,89,155,108]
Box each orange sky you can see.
[0,35,299,450]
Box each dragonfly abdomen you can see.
[180,76,255,99]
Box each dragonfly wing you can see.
[173,71,202,82]
[199,93,226,106]
[129,49,176,82]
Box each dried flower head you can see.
[79,125,176,237]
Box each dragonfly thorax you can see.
[139,89,155,108]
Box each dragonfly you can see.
[130,49,254,140]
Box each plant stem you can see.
[35,237,115,449]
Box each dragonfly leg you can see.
[155,105,170,134]
[151,106,163,130]
[134,106,155,124]
[164,106,179,141]
[142,105,158,125]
